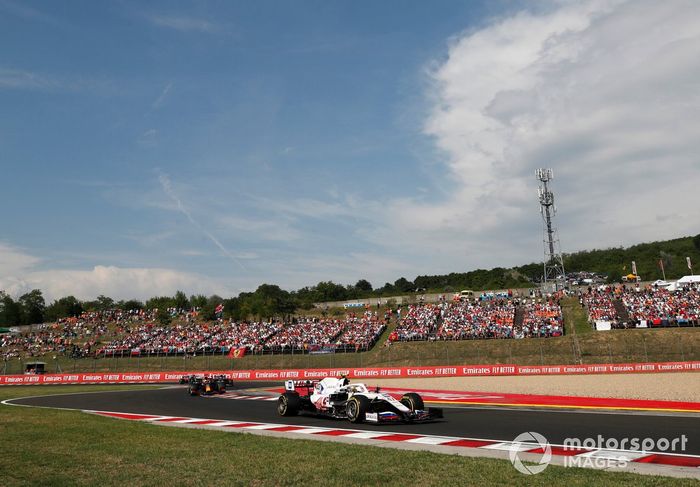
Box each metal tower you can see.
[536,168,566,292]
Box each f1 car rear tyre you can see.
[188,386,198,396]
[401,392,424,411]
[278,392,300,416]
[346,395,371,423]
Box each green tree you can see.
[291,287,318,309]
[354,279,373,293]
[19,289,45,325]
[146,296,174,311]
[96,295,115,311]
[221,297,242,320]
[314,281,348,301]
[377,282,395,295]
[173,290,190,310]
[0,292,22,326]
[190,294,208,309]
[393,277,414,293]
[200,295,224,320]
[45,296,83,321]
[120,299,144,311]
[84,295,114,312]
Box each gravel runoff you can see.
[367,372,700,402]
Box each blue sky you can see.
[2,0,699,300]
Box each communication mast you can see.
[536,168,566,292]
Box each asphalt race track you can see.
[8,384,700,455]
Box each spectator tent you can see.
[676,275,700,285]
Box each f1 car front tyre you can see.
[401,392,424,411]
[278,392,300,416]
[188,386,199,396]
[346,395,370,423]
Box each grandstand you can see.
[84,312,386,358]
[582,286,699,329]
[392,300,562,343]
[1,285,698,367]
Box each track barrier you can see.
[1,360,699,385]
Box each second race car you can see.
[184,374,232,396]
[277,376,443,424]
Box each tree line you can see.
[2,234,698,327]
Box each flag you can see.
[227,346,246,358]
[215,303,224,314]
[631,261,637,276]
[688,257,693,270]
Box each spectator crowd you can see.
[1,314,113,360]
[6,284,698,362]
[391,300,562,342]
[582,285,700,328]
[622,288,699,326]
[519,302,563,338]
[2,309,387,361]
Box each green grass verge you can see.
[1,386,696,486]
[563,297,594,336]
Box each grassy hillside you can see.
[392,234,700,293]
[556,234,700,283]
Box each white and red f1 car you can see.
[277,377,443,424]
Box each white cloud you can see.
[158,172,247,270]
[0,242,40,275]
[137,128,159,146]
[0,68,58,90]
[374,0,700,270]
[0,243,233,301]
[218,215,303,242]
[17,266,233,302]
[237,251,410,292]
[0,67,115,94]
[0,0,64,27]
[152,82,173,109]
